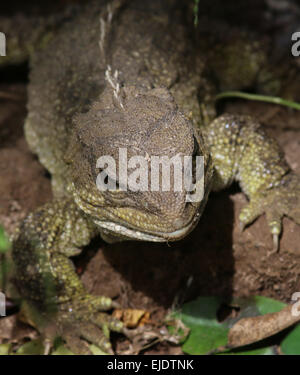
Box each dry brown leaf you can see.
[228,304,300,348]
[113,308,150,328]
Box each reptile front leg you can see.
[202,114,300,250]
[12,199,123,354]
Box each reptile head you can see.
[67,85,213,242]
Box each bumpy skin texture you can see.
[203,115,300,248]
[8,0,300,353]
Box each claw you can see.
[43,339,52,355]
[239,221,245,233]
[267,216,282,252]
[272,233,279,253]
[102,341,114,355]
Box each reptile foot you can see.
[53,295,123,354]
[239,172,300,251]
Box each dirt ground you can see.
[0,0,300,355]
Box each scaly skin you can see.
[5,0,300,353]
[202,114,300,249]
[12,200,122,354]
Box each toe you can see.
[63,331,92,355]
[93,312,124,333]
[239,199,264,228]
[79,323,113,354]
[265,210,282,251]
[265,210,282,238]
[86,295,114,311]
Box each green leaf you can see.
[51,344,74,355]
[0,343,11,355]
[179,296,224,327]
[182,324,229,355]
[221,346,275,355]
[175,297,229,354]
[16,339,44,355]
[254,296,286,315]
[174,296,289,355]
[89,344,108,355]
[281,324,300,355]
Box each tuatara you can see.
[1,0,300,354]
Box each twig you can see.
[216,91,300,111]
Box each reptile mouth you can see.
[72,185,200,241]
[93,213,199,242]
[92,182,211,242]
